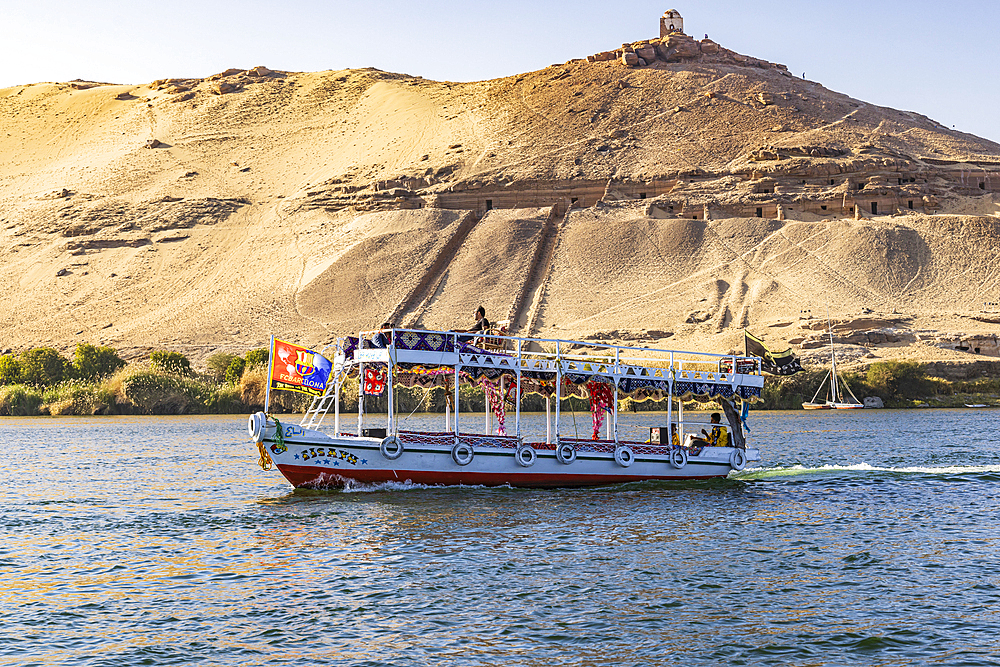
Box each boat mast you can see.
[827,309,839,403]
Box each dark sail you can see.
[745,331,803,376]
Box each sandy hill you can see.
[2,35,999,371]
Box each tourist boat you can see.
[802,319,864,410]
[248,328,765,488]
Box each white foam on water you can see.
[340,479,505,493]
[340,480,436,493]
[735,462,1000,478]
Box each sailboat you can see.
[802,317,864,410]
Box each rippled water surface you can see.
[3,410,1000,666]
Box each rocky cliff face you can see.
[1,42,998,365]
[586,32,786,73]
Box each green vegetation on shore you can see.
[0,346,280,416]
[0,347,996,417]
[762,361,1000,409]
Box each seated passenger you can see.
[469,306,490,334]
[457,306,490,344]
[373,322,393,348]
[685,413,728,448]
[704,412,729,447]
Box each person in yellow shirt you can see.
[702,412,729,447]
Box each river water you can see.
[2,410,999,666]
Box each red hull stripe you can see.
[270,440,731,468]
[276,464,726,489]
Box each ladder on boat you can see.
[300,350,344,430]
[301,385,338,430]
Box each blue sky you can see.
[3,0,998,142]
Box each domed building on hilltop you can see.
[660,9,684,37]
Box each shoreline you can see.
[1,344,997,417]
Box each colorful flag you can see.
[363,367,387,395]
[745,331,804,376]
[269,338,333,396]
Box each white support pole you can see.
[387,352,395,436]
[546,395,552,444]
[445,399,451,432]
[554,342,562,442]
[263,335,274,414]
[334,371,341,435]
[454,368,461,440]
[358,362,365,437]
[515,339,522,439]
[613,348,619,445]
[486,380,492,435]
[667,351,674,444]
[498,375,506,435]
[678,396,685,443]
[454,335,462,442]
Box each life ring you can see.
[614,445,634,468]
[729,448,747,471]
[247,412,266,443]
[515,445,537,467]
[555,442,577,465]
[380,435,404,460]
[669,447,688,469]
[452,441,474,466]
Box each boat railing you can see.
[343,327,761,372]
[302,327,762,433]
[399,430,521,450]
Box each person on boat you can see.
[468,306,490,334]
[704,412,729,447]
[457,306,490,344]
[373,322,393,348]
[687,413,728,448]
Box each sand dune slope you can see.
[1,56,999,364]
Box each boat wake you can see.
[735,462,1000,480]
[340,480,436,493]
[339,479,510,493]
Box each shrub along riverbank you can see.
[762,360,1000,409]
[0,346,996,416]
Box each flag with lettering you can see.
[269,338,333,396]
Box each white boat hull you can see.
[260,424,757,488]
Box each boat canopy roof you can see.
[335,328,764,403]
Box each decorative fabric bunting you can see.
[363,367,387,395]
[586,380,615,440]
[479,377,507,435]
